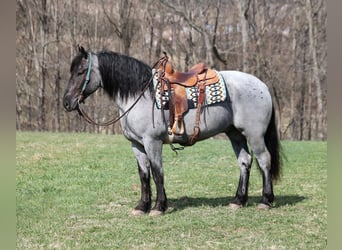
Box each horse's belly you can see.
[165,103,232,144]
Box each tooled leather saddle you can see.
[153,53,221,145]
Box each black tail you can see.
[264,107,282,181]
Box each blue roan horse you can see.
[63,46,281,216]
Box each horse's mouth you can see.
[63,95,81,112]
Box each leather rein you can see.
[76,52,154,127]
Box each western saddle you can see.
[154,53,219,145]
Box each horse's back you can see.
[221,71,271,100]
[220,71,273,133]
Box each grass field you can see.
[16,132,327,249]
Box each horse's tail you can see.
[264,107,282,181]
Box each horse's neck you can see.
[114,90,152,114]
[114,94,131,112]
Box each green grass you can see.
[16,132,327,249]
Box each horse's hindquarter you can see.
[220,71,273,133]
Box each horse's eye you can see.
[77,70,86,76]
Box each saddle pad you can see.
[152,69,227,109]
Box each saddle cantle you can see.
[153,54,226,145]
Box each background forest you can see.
[16,0,327,140]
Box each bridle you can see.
[77,52,93,104]
[76,52,153,126]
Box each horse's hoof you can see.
[257,203,271,210]
[131,209,146,216]
[149,210,164,216]
[228,203,242,210]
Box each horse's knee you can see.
[237,148,252,170]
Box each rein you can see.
[76,52,154,127]
[77,83,150,126]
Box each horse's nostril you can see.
[63,99,70,110]
[63,96,78,111]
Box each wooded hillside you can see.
[16,0,327,140]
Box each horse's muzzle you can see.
[63,94,79,112]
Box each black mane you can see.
[96,51,153,100]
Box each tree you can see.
[102,0,139,55]
[234,0,250,71]
[15,0,327,140]
[305,0,325,140]
[159,0,227,69]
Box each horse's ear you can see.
[78,45,88,59]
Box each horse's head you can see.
[63,46,102,112]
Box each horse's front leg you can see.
[131,142,152,215]
[145,139,167,216]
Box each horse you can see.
[63,46,281,216]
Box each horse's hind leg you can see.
[226,129,252,209]
[131,142,152,215]
[248,137,274,209]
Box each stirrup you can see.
[172,119,185,135]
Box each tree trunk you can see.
[235,0,249,72]
[290,13,298,140]
[306,0,324,140]
[299,32,307,141]
[37,0,49,131]
[27,4,40,131]
[54,0,61,132]
[16,86,22,131]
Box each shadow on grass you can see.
[168,195,306,212]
